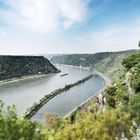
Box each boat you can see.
[60,73,68,77]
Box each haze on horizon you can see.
[0,0,140,55]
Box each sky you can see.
[0,0,140,55]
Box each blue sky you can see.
[0,0,140,55]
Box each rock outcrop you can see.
[0,55,60,81]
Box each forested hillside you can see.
[51,50,136,80]
[0,51,140,140]
[0,55,59,81]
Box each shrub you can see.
[131,79,140,92]
[0,102,45,140]
[106,96,116,108]
[129,94,140,123]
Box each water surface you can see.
[31,74,105,122]
[0,65,92,115]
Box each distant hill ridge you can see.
[0,55,59,81]
[51,49,137,79]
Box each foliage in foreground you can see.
[0,102,45,140]
[48,110,133,140]
[0,102,134,140]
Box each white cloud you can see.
[3,0,89,33]
[78,24,140,52]
[58,0,87,29]
[0,31,8,36]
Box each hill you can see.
[0,55,59,81]
[51,50,137,80]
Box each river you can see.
[0,65,105,120]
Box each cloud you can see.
[1,0,90,33]
[78,24,140,52]
[0,31,7,36]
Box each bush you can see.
[129,94,140,123]
[49,110,132,140]
[122,51,140,70]
[105,86,116,96]
[0,102,45,140]
[106,96,116,108]
[131,79,140,92]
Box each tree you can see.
[0,102,44,140]
[122,51,140,71]
[129,94,140,123]
[106,96,116,108]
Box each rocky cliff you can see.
[0,55,59,81]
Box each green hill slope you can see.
[51,50,137,80]
[0,55,59,81]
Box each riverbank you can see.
[94,70,112,85]
[0,74,54,86]
[64,69,112,117]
